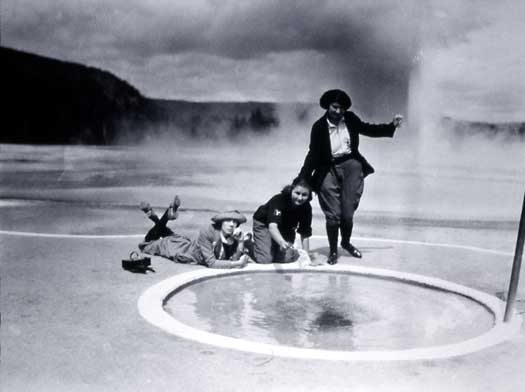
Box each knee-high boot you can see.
[340,220,362,258]
[326,223,339,255]
[340,221,353,246]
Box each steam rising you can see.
[3,0,524,217]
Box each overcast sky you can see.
[3,0,525,121]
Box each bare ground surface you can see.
[1,202,524,392]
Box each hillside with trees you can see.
[1,47,285,144]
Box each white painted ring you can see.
[138,262,522,361]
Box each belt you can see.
[331,154,353,165]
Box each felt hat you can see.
[211,210,247,224]
[319,89,352,110]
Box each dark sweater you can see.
[253,192,312,240]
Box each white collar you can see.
[326,117,343,128]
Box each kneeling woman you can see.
[252,178,313,263]
[138,196,252,269]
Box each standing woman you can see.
[297,89,403,264]
[252,177,313,263]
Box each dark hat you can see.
[211,210,247,224]
[319,89,352,110]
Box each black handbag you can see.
[122,251,154,273]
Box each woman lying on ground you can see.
[138,196,253,269]
[252,177,313,263]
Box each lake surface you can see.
[1,132,523,223]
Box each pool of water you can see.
[164,271,494,351]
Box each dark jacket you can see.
[195,224,243,268]
[253,190,312,240]
[298,111,396,191]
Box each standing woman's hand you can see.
[393,114,403,128]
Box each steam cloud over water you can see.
[2,0,524,219]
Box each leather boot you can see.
[341,221,362,258]
[326,223,339,264]
[340,221,353,245]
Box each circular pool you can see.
[138,264,521,361]
[164,271,494,351]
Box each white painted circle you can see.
[138,262,522,361]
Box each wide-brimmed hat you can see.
[211,210,247,224]
[319,89,352,110]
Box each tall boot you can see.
[326,223,339,265]
[340,221,353,245]
[340,220,362,258]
